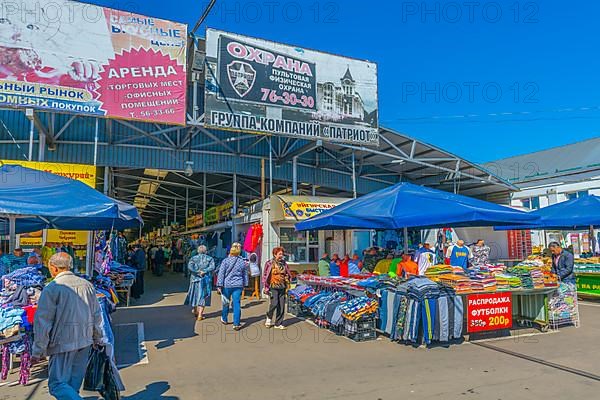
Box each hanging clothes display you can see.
[378,277,463,345]
[243,223,264,253]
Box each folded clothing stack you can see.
[287,284,316,301]
[543,271,559,287]
[469,278,497,292]
[438,274,471,294]
[495,274,521,291]
[425,265,453,280]
[507,266,545,290]
[0,307,25,339]
[339,297,378,321]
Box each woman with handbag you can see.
[184,245,216,321]
[216,242,248,330]
[262,247,292,329]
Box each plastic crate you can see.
[343,316,377,342]
[287,296,308,317]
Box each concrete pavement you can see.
[2,272,599,399]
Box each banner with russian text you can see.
[6,160,97,250]
[205,29,379,146]
[0,0,187,125]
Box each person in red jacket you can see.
[339,255,350,277]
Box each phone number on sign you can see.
[137,109,177,118]
[260,89,314,109]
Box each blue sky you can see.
[88,0,600,162]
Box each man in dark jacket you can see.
[131,245,146,299]
[549,242,575,283]
[154,245,165,277]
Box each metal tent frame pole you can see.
[8,215,17,252]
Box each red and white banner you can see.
[467,292,513,333]
[0,0,187,125]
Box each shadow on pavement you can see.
[123,382,179,399]
[113,305,198,350]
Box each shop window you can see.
[280,227,319,263]
[566,190,589,200]
[521,197,540,210]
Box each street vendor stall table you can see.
[575,260,600,298]
[297,274,558,338]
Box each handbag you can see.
[248,253,260,277]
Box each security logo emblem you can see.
[227,61,256,98]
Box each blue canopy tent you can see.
[0,164,143,252]
[494,195,600,231]
[295,182,538,233]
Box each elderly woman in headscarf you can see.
[185,245,216,321]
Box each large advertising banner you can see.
[1,159,97,187]
[0,0,187,125]
[205,29,379,146]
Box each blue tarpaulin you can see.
[495,195,600,230]
[0,164,143,234]
[295,182,538,231]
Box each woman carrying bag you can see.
[216,242,248,331]
[262,247,292,329]
[184,245,216,321]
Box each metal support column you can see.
[403,227,409,253]
[103,167,110,195]
[93,118,99,166]
[8,216,17,252]
[202,172,207,226]
[268,136,273,195]
[38,131,46,161]
[260,159,266,199]
[351,151,357,199]
[85,231,93,276]
[292,156,298,195]
[28,119,34,161]
[232,172,238,215]
[174,198,177,224]
[185,188,189,230]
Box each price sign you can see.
[467,292,513,333]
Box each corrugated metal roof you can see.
[484,137,600,187]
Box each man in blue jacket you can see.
[549,242,575,283]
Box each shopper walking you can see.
[262,247,291,329]
[131,244,146,299]
[216,242,248,330]
[185,245,216,320]
[154,245,165,277]
[32,253,104,400]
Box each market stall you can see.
[259,195,353,273]
[287,255,561,344]
[575,257,600,298]
[290,182,561,343]
[0,164,143,259]
[0,164,141,386]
